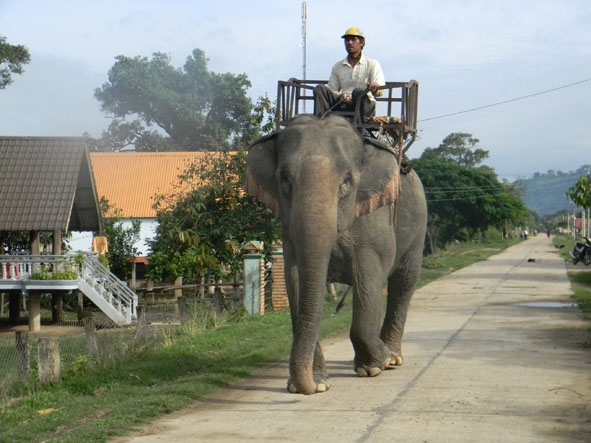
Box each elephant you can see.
[246,115,427,395]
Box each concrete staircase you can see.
[79,255,138,326]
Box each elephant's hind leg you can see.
[380,261,421,368]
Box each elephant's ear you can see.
[356,138,400,217]
[246,133,280,216]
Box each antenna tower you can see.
[301,1,307,111]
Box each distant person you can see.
[314,27,385,128]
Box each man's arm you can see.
[368,59,385,97]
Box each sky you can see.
[0,0,589,181]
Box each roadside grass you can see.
[553,234,591,321]
[570,272,591,321]
[0,237,524,442]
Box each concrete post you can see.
[83,317,99,358]
[28,291,41,332]
[243,241,265,316]
[38,338,61,385]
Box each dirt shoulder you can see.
[113,235,591,443]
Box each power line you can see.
[419,77,591,123]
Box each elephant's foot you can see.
[386,353,404,367]
[380,337,405,368]
[287,376,331,394]
[354,356,392,377]
[383,343,404,368]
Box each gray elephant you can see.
[246,115,427,395]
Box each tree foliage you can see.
[148,150,280,282]
[93,49,254,151]
[412,133,528,252]
[567,175,591,209]
[421,132,490,169]
[0,35,31,89]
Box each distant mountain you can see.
[514,165,591,216]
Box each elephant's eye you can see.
[279,170,292,196]
[340,174,353,197]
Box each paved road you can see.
[114,235,591,442]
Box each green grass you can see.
[570,272,591,321]
[552,234,591,321]
[0,236,555,443]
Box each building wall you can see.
[67,219,158,256]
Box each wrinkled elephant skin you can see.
[246,115,427,395]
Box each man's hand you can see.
[340,93,352,104]
[367,82,383,96]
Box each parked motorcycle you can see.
[570,236,591,265]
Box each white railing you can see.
[80,254,138,325]
[0,254,138,325]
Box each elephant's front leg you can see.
[349,255,392,377]
[284,243,330,394]
[287,340,330,393]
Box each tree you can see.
[413,135,528,252]
[421,132,490,169]
[567,175,591,237]
[84,120,173,152]
[148,150,280,283]
[93,49,254,151]
[0,35,31,89]
[567,175,591,210]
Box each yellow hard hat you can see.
[341,27,365,39]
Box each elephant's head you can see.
[246,115,400,394]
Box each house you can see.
[0,136,102,240]
[0,137,138,330]
[69,152,210,255]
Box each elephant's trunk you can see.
[288,157,337,394]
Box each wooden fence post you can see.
[38,338,61,385]
[178,296,188,326]
[174,276,183,317]
[15,331,31,379]
[213,286,223,315]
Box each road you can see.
[113,235,591,442]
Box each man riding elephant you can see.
[314,27,385,130]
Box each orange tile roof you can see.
[89,152,209,219]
